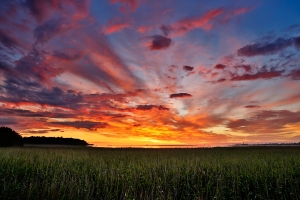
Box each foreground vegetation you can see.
[0,147,300,200]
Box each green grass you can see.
[0,147,300,200]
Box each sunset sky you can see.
[1,0,300,146]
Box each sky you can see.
[1,0,300,147]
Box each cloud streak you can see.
[237,37,300,57]
[170,93,192,98]
[50,121,109,130]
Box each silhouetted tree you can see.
[0,127,23,147]
[23,136,89,146]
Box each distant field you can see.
[0,147,300,200]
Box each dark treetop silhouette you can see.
[0,127,89,146]
[23,136,89,146]
[0,126,23,147]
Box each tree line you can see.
[0,127,89,147]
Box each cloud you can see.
[50,121,109,130]
[148,35,172,50]
[0,107,76,118]
[0,29,19,49]
[52,50,83,61]
[0,117,18,126]
[159,7,250,37]
[170,93,192,98]
[1,48,66,110]
[102,17,130,35]
[24,129,64,134]
[207,64,284,83]
[233,7,251,15]
[230,67,284,81]
[227,110,300,134]
[22,0,90,23]
[0,83,83,109]
[34,18,73,43]
[110,0,139,13]
[233,64,252,72]
[160,25,171,36]
[168,65,178,72]
[245,105,260,108]
[214,64,227,70]
[169,8,223,35]
[136,105,169,111]
[287,69,300,80]
[0,61,11,72]
[103,22,130,35]
[237,37,299,57]
[22,0,54,22]
[1,47,64,88]
[295,36,300,48]
[183,65,194,71]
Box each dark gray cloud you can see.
[170,93,192,98]
[22,0,50,22]
[214,64,226,70]
[168,65,177,72]
[0,78,83,108]
[22,0,89,23]
[50,121,109,130]
[0,107,76,118]
[0,46,81,109]
[0,29,18,49]
[245,105,260,108]
[0,117,18,126]
[230,67,284,81]
[136,105,169,111]
[183,65,194,71]
[149,35,172,50]
[237,37,299,57]
[34,18,70,43]
[24,129,64,134]
[160,25,171,36]
[295,36,300,48]
[209,64,284,83]
[0,61,11,72]
[13,47,63,82]
[52,50,83,61]
[287,68,300,80]
[233,64,252,72]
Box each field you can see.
[0,147,300,200]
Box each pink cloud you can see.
[103,22,130,35]
[168,8,224,36]
[23,0,91,23]
[233,7,251,15]
[137,25,154,34]
[162,7,251,36]
[110,0,140,13]
[102,17,131,35]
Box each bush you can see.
[0,127,23,147]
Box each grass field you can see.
[0,146,300,200]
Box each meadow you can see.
[0,146,300,200]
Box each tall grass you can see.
[0,147,300,199]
